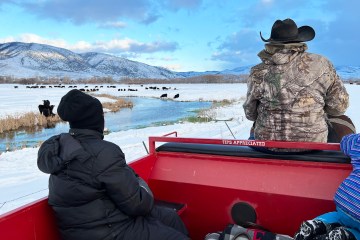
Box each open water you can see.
[0,97,211,152]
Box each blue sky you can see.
[0,0,358,72]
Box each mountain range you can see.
[0,42,359,80]
[0,42,178,80]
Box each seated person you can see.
[294,133,360,240]
[243,18,349,152]
[37,89,189,240]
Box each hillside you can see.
[0,42,180,80]
[0,42,359,81]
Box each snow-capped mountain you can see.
[335,66,360,80]
[215,65,360,80]
[0,42,180,80]
[177,66,253,78]
[217,65,360,80]
[219,65,253,75]
[80,52,176,79]
[177,70,220,77]
[0,42,358,80]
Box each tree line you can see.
[0,74,249,85]
[0,74,357,85]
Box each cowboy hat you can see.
[260,18,315,43]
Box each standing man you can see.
[243,18,349,151]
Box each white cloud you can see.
[0,36,16,43]
[0,33,69,49]
[99,21,127,29]
[0,34,178,54]
[69,41,93,51]
[93,38,136,51]
[162,63,182,71]
[91,38,178,53]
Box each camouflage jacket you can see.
[243,43,349,146]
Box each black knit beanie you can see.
[57,89,104,133]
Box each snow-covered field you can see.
[0,83,359,215]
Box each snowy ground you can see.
[0,83,359,215]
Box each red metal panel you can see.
[129,154,157,181]
[148,151,351,239]
[0,198,60,240]
[151,152,349,199]
[0,153,155,240]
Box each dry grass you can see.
[93,93,134,112]
[0,113,63,134]
[0,95,132,135]
[212,99,235,106]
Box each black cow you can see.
[38,100,55,117]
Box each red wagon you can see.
[0,132,350,240]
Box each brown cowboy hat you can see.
[260,18,315,43]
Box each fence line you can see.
[0,188,48,210]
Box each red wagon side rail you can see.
[148,132,341,154]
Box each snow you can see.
[0,83,359,215]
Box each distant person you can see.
[294,133,360,240]
[243,18,350,151]
[37,89,189,240]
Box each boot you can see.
[294,220,327,240]
[327,227,356,240]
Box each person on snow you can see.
[37,89,189,240]
[243,18,350,151]
[294,133,360,240]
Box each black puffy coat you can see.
[37,128,154,240]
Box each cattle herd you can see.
[14,84,181,115]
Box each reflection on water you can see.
[0,98,211,152]
[0,123,57,140]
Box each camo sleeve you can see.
[243,70,259,121]
[324,63,349,116]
